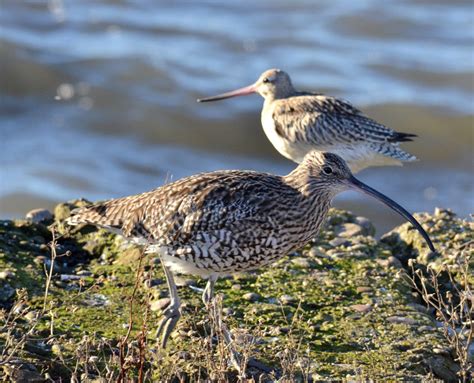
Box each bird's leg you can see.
[202,275,243,373]
[202,275,216,306]
[156,264,181,349]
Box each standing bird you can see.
[66,151,434,363]
[198,69,417,173]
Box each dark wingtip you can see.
[389,132,418,143]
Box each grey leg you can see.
[202,275,217,305]
[156,264,181,348]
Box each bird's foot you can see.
[156,300,181,349]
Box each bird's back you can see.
[262,93,417,172]
[67,170,326,275]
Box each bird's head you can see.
[197,68,295,103]
[296,151,436,252]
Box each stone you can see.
[350,304,373,313]
[0,284,15,302]
[329,237,350,247]
[243,292,260,302]
[354,216,376,236]
[25,208,53,223]
[356,286,372,294]
[387,316,417,325]
[3,360,43,383]
[279,294,296,305]
[291,257,312,268]
[336,223,364,238]
[0,270,15,280]
[151,298,170,311]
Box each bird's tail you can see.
[66,197,130,229]
[388,132,417,143]
[371,143,418,162]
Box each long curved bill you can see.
[197,84,256,102]
[347,176,435,252]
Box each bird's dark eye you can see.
[262,78,270,83]
[323,166,333,175]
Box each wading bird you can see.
[66,151,434,369]
[198,69,417,173]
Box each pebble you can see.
[150,298,170,312]
[60,274,82,282]
[231,284,241,291]
[387,316,417,325]
[83,294,110,307]
[175,277,196,287]
[329,238,350,247]
[76,270,93,276]
[243,292,260,302]
[291,257,312,268]
[356,286,372,294]
[336,223,364,238]
[0,270,15,280]
[279,294,296,305]
[25,311,38,322]
[308,247,331,260]
[143,278,164,289]
[354,216,375,236]
[387,256,403,269]
[25,208,53,223]
[350,304,373,313]
[433,347,451,355]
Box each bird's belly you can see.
[147,234,302,277]
[261,113,311,163]
[327,146,402,173]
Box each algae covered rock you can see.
[0,205,467,382]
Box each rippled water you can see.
[1,0,473,233]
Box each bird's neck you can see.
[264,87,298,102]
[283,168,335,204]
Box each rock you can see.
[60,274,82,282]
[387,316,417,325]
[0,283,15,303]
[350,304,373,313]
[0,270,15,280]
[231,284,241,291]
[356,286,372,294]
[336,223,365,238]
[329,237,350,247]
[25,311,39,322]
[387,256,403,269]
[83,294,110,307]
[279,294,296,305]
[3,360,43,382]
[291,257,312,268]
[354,216,376,236]
[151,298,170,311]
[243,292,260,302]
[144,278,164,289]
[25,208,53,223]
[308,247,331,259]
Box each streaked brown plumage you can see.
[198,69,417,173]
[66,151,434,358]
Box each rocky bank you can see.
[0,202,472,382]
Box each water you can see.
[1,0,473,234]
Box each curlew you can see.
[66,151,434,366]
[198,69,418,173]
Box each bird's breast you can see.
[261,109,311,163]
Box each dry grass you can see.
[407,249,473,383]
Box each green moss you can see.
[1,206,469,382]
